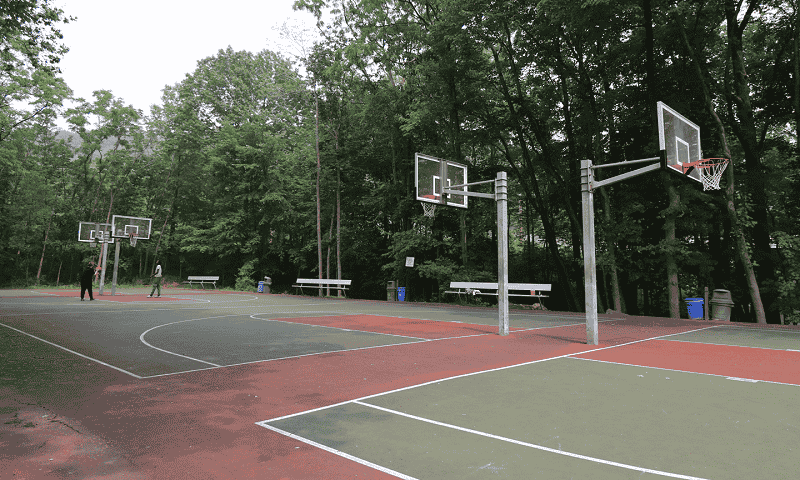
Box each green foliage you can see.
[235,259,258,292]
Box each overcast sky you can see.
[54,0,318,122]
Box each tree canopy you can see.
[3,0,798,324]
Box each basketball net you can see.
[421,201,436,218]
[129,232,138,247]
[696,158,729,191]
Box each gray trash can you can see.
[259,276,271,294]
[710,289,734,321]
[387,281,397,301]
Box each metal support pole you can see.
[581,160,599,345]
[99,240,110,295]
[496,172,509,336]
[111,241,120,296]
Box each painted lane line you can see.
[0,321,143,379]
[258,325,720,425]
[570,357,799,387]
[726,376,759,383]
[139,314,251,367]
[248,314,428,341]
[260,423,417,480]
[659,337,800,352]
[142,338,426,379]
[353,400,710,480]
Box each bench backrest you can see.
[296,278,352,286]
[187,276,219,281]
[450,281,551,291]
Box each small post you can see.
[581,160,599,345]
[704,286,709,321]
[496,172,509,335]
[111,241,121,296]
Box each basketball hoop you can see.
[684,158,729,191]
[128,232,138,247]
[421,201,436,218]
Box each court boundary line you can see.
[261,423,418,480]
[570,357,800,387]
[141,315,615,379]
[258,325,718,425]
[658,336,800,351]
[138,314,252,367]
[247,314,429,341]
[352,400,709,480]
[0,321,143,379]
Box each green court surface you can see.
[266,357,798,479]
[663,325,800,351]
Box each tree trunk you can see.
[315,90,323,296]
[664,176,681,318]
[36,208,54,285]
[677,18,767,323]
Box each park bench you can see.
[293,278,352,297]
[446,281,551,306]
[183,276,220,289]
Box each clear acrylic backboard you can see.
[657,101,703,184]
[78,222,114,243]
[415,153,468,208]
[111,215,153,240]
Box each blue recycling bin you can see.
[258,281,265,293]
[398,287,406,302]
[685,298,704,319]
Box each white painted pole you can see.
[581,160,599,345]
[496,172,509,336]
[111,240,120,296]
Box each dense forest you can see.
[2,0,798,323]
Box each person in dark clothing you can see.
[80,262,98,301]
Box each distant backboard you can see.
[657,101,702,183]
[111,215,152,239]
[78,222,114,243]
[415,153,468,208]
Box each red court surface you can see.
[1,314,724,480]
[576,338,800,385]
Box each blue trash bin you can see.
[685,298,704,319]
[398,287,406,302]
[258,281,264,293]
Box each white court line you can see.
[258,325,719,425]
[570,357,800,387]
[0,321,143,379]
[141,337,426,379]
[138,314,251,367]
[353,400,709,480]
[248,314,428,341]
[657,337,800,352]
[261,423,418,480]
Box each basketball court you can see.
[2,103,791,479]
[1,288,798,479]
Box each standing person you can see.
[80,262,97,301]
[148,260,162,298]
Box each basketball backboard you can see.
[111,215,152,239]
[78,222,114,243]
[415,153,468,208]
[657,101,702,184]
